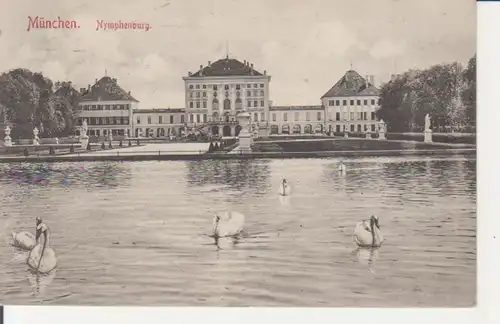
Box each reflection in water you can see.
[27,270,56,297]
[0,162,132,189]
[186,160,271,194]
[354,247,380,272]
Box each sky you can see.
[0,0,476,109]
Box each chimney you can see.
[264,70,267,75]
[208,61,211,67]
[251,63,254,69]
[365,75,370,85]
[370,76,375,87]
[88,84,90,91]
[128,91,131,95]
[188,72,192,76]
[95,78,97,83]
[244,60,246,65]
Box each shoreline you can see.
[0,148,476,163]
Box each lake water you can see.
[0,155,476,307]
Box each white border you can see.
[3,3,499,324]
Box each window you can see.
[253,90,258,96]
[260,100,264,107]
[159,116,163,124]
[203,114,207,122]
[247,91,251,97]
[196,102,200,108]
[170,115,174,124]
[203,92,206,97]
[189,102,193,108]
[181,115,185,123]
[190,92,193,98]
[203,101,207,108]
[254,113,258,121]
[247,101,252,107]
[247,84,251,88]
[225,91,229,97]
[357,100,361,105]
[336,112,340,121]
[236,91,240,97]
[213,92,217,97]
[260,84,264,88]
[260,112,265,121]
[343,100,347,105]
[189,114,194,123]
[196,92,200,98]
[254,101,258,107]
[294,112,299,121]
[317,112,321,121]
[363,112,367,120]
[378,99,381,105]
[357,112,361,120]
[236,85,240,90]
[306,112,310,121]
[336,100,340,106]
[196,114,200,123]
[253,84,257,88]
[213,99,219,110]
[371,99,375,105]
[350,112,354,120]
[371,112,375,120]
[343,112,348,120]
[364,100,367,105]
[260,90,264,96]
[329,100,335,106]
[224,85,229,90]
[284,113,288,121]
[136,117,141,124]
[147,116,152,124]
[213,85,218,90]
[196,85,200,89]
[189,85,193,89]
[272,113,276,121]
[350,100,354,105]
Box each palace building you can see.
[321,70,380,134]
[268,105,325,135]
[182,55,271,137]
[132,108,186,138]
[77,76,138,138]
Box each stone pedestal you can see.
[378,130,386,140]
[365,132,372,139]
[80,135,89,149]
[424,129,433,143]
[344,132,348,138]
[236,112,253,153]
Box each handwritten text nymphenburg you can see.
[96,20,152,31]
[27,16,79,31]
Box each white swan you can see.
[212,211,245,238]
[338,161,347,174]
[11,231,37,250]
[26,219,58,274]
[354,215,384,247]
[278,179,292,196]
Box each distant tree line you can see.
[0,68,81,139]
[376,55,476,133]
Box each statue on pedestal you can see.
[81,119,88,136]
[424,113,433,143]
[33,127,40,146]
[378,119,387,140]
[3,125,12,147]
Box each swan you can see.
[11,231,37,250]
[338,161,347,174]
[212,211,245,238]
[26,218,57,274]
[278,178,292,196]
[354,215,384,247]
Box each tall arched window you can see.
[223,99,231,110]
[212,99,219,110]
[235,99,242,110]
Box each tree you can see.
[377,62,467,132]
[0,69,80,139]
[461,55,476,126]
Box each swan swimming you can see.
[26,217,57,274]
[278,178,292,196]
[212,211,245,238]
[338,161,347,174]
[354,215,384,248]
[11,231,37,250]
